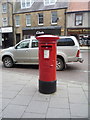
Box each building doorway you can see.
[2,33,13,48]
[16,34,20,43]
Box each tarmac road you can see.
[0,49,89,84]
[57,49,89,83]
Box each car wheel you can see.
[3,57,14,68]
[56,58,65,71]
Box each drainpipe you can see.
[64,8,67,36]
[7,1,15,45]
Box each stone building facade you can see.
[13,0,68,44]
[0,0,90,47]
[0,0,14,48]
[66,1,90,44]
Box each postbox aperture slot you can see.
[41,45,52,48]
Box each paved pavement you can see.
[0,69,88,119]
[0,46,88,119]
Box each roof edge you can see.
[66,10,90,14]
[13,7,67,15]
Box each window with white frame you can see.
[26,14,31,26]
[15,15,20,27]
[44,0,57,5]
[38,13,43,25]
[26,0,30,8]
[21,0,26,8]
[31,0,35,5]
[51,11,58,24]
[50,0,56,4]
[21,0,35,9]
[75,14,83,26]
[2,3,7,13]
[44,0,49,5]
[2,18,7,26]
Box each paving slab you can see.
[68,83,82,88]
[69,94,88,104]
[70,104,88,118]
[22,112,46,118]
[18,86,37,96]
[26,100,49,114]
[49,97,69,109]
[10,95,32,106]
[2,84,24,92]
[0,113,2,120]
[51,89,68,98]
[2,91,18,99]
[82,85,88,91]
[32,92,50,102]
[2,104,26,118]
[84,91,88,98]
[46,108,70,118]
[0,102,2,113]
[68,87,85,95]
[2,98,11,110]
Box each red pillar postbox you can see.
[36,35,59,94]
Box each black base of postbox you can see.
[39,80,56,94]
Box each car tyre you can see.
[56,57,65,71]
[3,57,14,68]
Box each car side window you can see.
[32,40,38,48]
[57,38,75,46]
[16,41,30,49]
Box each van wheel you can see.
[56,58,65,71]
[3,57,14,68]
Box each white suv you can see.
[1,36,83,71]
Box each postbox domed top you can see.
[36,35,60,43]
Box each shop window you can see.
[26,14,31,26]
[38,13,43,25]
[51,11,58,24]
[2,3,7,13]
[24,35,31,39]
[75,14,83,26]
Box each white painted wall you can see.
[67,12,89,28]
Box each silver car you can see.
[1,36,83,71]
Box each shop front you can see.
[67,28,90,46]
[22,26,61,39]
[1,27,13,48]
